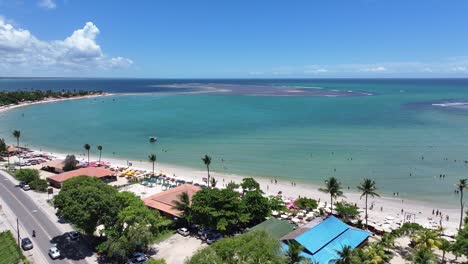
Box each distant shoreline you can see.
[0,93,111,114]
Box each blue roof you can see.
[295,215,349,254]
[282,216,371,264]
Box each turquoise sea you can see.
[1,78,468,205]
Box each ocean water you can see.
[1,78,468,205]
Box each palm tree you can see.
[335,245,353,264]
[438,238,451,263]
[455,179,467,230]
[172,191,191,224]
[357,178,380,229]
[97,145,103,165]
[83,143,91,165]
[286,241,305,264]
[202,155,212,187]
[411,248,436,264]
[12,130,21,169]
[319,177,343,214]
[411,229,442,251]
[148,154,157,176]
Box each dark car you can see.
[127,252,148,264]
[18,181,26,188]
[21,237,33,250]
[68,231,80,240]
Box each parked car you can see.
[177,227,190,236]
[198,228,213,241]
[127,252,148,264]
[48,246,61,259]
[22,185,31,191]
[21,238,33,250]
[18,181,26,188]
[68,231,80,240]
[206,233,223,244]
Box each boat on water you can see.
[149,137,158,143]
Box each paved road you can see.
[0,170,91,264]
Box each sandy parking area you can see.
[152,233,207,264]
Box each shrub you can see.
[15,169,40,184]
[63,155,78,171]
[294,197,318,210]
[29,179,48,192]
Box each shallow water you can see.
[1,78,468,205]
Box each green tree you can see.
[97,145,103,165]
[319,177,343,214]
[186,230,285,264]
[411,248,436,264]
[191,188,250,234]
[294,197,318,210]
[455,179,467,230]
[148,154,157,176]
[0,138,8,165]
[201,155,211,187]
[29,178,48,192]
[438,238,451,263]
[452,223,468,258]
[63,154,78,171]
[240,177,261,195]
[357,178,379,229]
[286,241,305,264]
[172,191,192,225]
[54,176,121,235]
[269,195,287,211]
[226,181,240,190]
[84,143,91,165]
[242,189,270,225]
[335,245,353,264]
[15,168,39,183]
[334,201,360,221]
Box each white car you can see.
[22,185,31,191]
[48,246,61,259]
[177,227,190,236]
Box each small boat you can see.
[149,137,158,143]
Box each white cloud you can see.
[304,65,328,75]
[360,66,387,72]
[0,18,132,75]
[38,0,56,9]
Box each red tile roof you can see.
[47,167,114,183]
[144,184,201,217]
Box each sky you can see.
[0,0,468,78]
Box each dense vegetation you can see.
[14,168,47,192]
[53,176,171,263]
[187,178,270,234]
[0,231,27,264]
[187,230,285,264]
[0,90,102,106]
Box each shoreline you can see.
[0,94,464,235]
[24,148,464,236]
[0,93,111,114]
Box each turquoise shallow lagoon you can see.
[1,79,468,205]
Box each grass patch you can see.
[0,230,26,264]
[153,230,174,244]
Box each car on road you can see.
[22,185,31,191]
[206,233,223,244]
[127,252,148,264]
[21,237,33,250]
[68,231,80,240]
[48,246,61,259]
[177,227,190,236]
[18,181,26,188]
